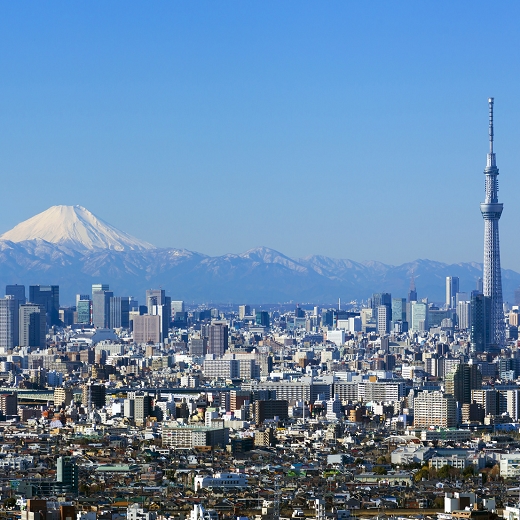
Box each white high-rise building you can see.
[457,300,472,330]
[446,276,460,308]
[377,305,388,334]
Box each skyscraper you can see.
[19,304,46,347]
[92,289,113,328]
[371,293,391,328]
[445,276,459,309]
[146,289,171,340]
[445,363,482,405]
[408,272,417,302]
[29,285,60,327]
[207,322,228,357]
[110,296,130,328]
[470,292,491,353]
[0,296,19,349]
[480,98,505,349]
[6,284,25,303]
[391,298,407,328]
[377,305,388,334]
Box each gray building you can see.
[110,296,130,329]
[92,289,113,328]
[146,289,171,340]
[29,285,59,327]
[133,314,161,344]
[0,296,19,349]
[207,323,228,357]
[19,304,46,348]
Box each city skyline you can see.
[3,202,520,305]
[1,3,520,269]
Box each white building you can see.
[325,396,342,420]
[190,505,218,520]
[327,330,345,346]
[500,453,520,478]
[127,505,157,520]
[194,472,248,490]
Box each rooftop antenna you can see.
[338,297,341,311]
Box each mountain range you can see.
[0,205,519,306]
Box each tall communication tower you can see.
[480,97,505,349]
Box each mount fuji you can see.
[0,205,155,252]
[0,205,519,305]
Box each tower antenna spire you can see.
[489,97,494,154]
[487,97,496,167]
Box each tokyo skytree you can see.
[480,97,505,348]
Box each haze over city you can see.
[1,2,520,268]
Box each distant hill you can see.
[0,206,519,305]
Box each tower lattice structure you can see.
[480,97,505,348]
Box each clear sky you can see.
[1,2,520,268]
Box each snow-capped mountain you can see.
[0,206,518,304]
[0,205,155,251]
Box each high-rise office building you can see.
[0,296,19,349]
[207,323,228,357]
[19,304,46,347]
[411,302,428,332]
[133,314,161,343]
[92,283,109,293]
[29,285,59,327]
[470,292,491,353]
[391,298,407,329]
[76,298,91,325]
[110,296,130,329]
[92,288,113,328]
[445,363,483,405]
[457,300,472,330]
[239,305,251,320]
[408,272,417,302]
[256,311,270,328]
[146,289,171,340]
[480,98,505,348]
[446,276,460,309]
[6,284,25,303]
[371,293,391,327]
[171,300,185,314]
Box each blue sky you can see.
[1,2,520,268]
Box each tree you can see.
[414,468,429,482]
[437,464,460,480]
[437,465,452,479]
[488,464,501,481]
[462,466,475,478]
[374,466,387,475]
